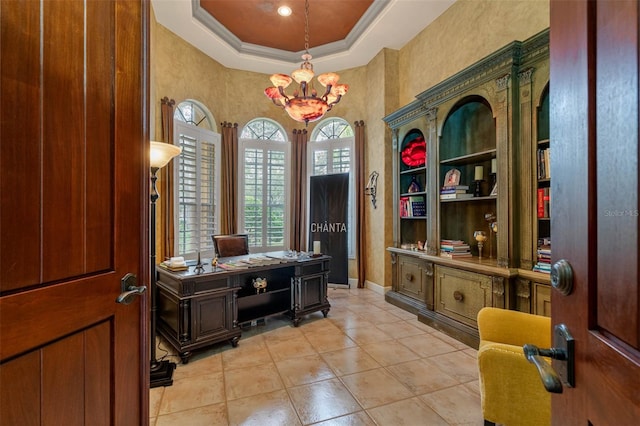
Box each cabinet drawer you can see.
[435,266,493,328]
[533,282,551,317]
[398,255,426,301]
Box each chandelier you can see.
[264,0,348,126]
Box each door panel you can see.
[2,323,111,426]
[550,0,640,423]
[0,0,148,424]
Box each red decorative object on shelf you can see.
[401,136,426,167]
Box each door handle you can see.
[523,323,575,393]
[116,273,147,305]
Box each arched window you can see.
[175,100,214,130]
[308,118,355,258]
[173,100,221,259]
[239,118,290,252]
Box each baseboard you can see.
[364,279,391,295]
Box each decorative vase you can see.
[407,176,422,193]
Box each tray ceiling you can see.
[152,0,456,74]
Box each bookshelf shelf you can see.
[400,191,426,197]
[439,149,496,165]
[440,195,497,203]
[400,166,426,175]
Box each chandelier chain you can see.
[304,0,310,52]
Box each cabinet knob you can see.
[453,291,464,302]
[405,273,413,282]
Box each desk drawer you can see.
[434,266,492,328]
[156,271,232,297]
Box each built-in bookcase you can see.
[397,128,428,248]
[439,97,497,258]
[384,29,551,344]
[533,86,551,273]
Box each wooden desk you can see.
[155,252,331,363]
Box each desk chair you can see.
[212,234,249,258]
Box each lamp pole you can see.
[149,142,181,388]
[149,167,174,387]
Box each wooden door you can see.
[550,0,640,423]
[0,0,149,424]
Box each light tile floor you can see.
[150,287,483,426]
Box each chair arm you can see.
[478,342,551,426]
[477,307,551,348]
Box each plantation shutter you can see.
[175,122,220,258]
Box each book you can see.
[441,185,469,191]
[440,242,470,250]
[537,147,551,179]
[440,239,466,244]
[440,193,474,200]
[409,196,426,216]
[218,261,249,270]
[544,187,550,217]
[544,148,551,179]
[441,241,470,250]
[158,262,188,272]
[400,196,410,217]
[440,188,469,194]
[537,188,545,218]
[440,251,472,258]
[533,264,551,273]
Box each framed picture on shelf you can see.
[443,168,461,187]
[490,182,498,196]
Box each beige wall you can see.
[150,0,549,290]
[399,0,550,106]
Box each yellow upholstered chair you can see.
[477,307,551,426]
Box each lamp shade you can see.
[150,141,182,169]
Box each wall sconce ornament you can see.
[365,171,379,208]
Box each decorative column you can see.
[425,107,439,256]
[494,73,512,268]
[518,67,536,270]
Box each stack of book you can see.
[533,238,551,273]
[159,256,188,271]
[440,239,472,258]
[537,147,551,179]
[400,195,426,217]
[440,185,473,200]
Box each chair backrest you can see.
[212,234,249,257]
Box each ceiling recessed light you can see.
[278,6,292,17]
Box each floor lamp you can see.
[149,141,182,388]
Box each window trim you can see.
[173,120,222,260]
[238,119,291,253]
